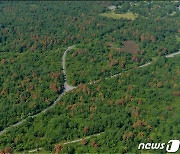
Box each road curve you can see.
[0,48,179,136]
[0,46,76,136]
[62,45,76,92]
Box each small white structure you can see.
[108,5,116,10]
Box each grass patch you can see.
[100,11,138,21]
[176,36,180,42]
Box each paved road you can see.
[27,49,180,153]
[89,50,180,84]
[0,46,76,136]
[0,48,180,136]
[62,45,76,92]
[165,50,180,58]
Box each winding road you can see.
[62,46,76,92]
[0,45,76,136]
[0,47,180,138]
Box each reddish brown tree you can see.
[54,144,63,154]
[4,147,12,154]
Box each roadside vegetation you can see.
[0,1,179,153]
[0,56,179,153]
[66,40,147,85]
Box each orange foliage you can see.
[1,59,7,65]
[0,88,7,96]
[138,132,144,138]
[128,131,134,138]
[50,72,60,79]
[81,139,88,145]
[109,59,118,68]
[132,120,144,128]
[78,83,91,95]
[90,105,96,112]
[54,144,63,154]
[172,91,180,97]
[140,33,156,43]
[116,98,125,106]
[138,99,143,105]
[83,127,89,133]
[50,83,57,92]
[122,133,127,141]
[0,149,4,154]
[132,55,139,62]
[4,147,12,154]
[157,82,163,88]
[122,40,139,54]
[91,141,98,148]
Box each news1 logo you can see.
[138,140,180,153]
[166,140,180,153]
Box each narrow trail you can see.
[63,132,103,145]
[28,132,104,153]
[0,48,179,137]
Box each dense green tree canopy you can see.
[0,1,179,153]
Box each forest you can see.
[0,1,179,153]
[0,48,64,130]
[0,1,179,53]
[65,1,179,85]
[0,56,179,153]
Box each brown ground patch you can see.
[122,40,139,54]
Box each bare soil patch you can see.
[122,40,139,54]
